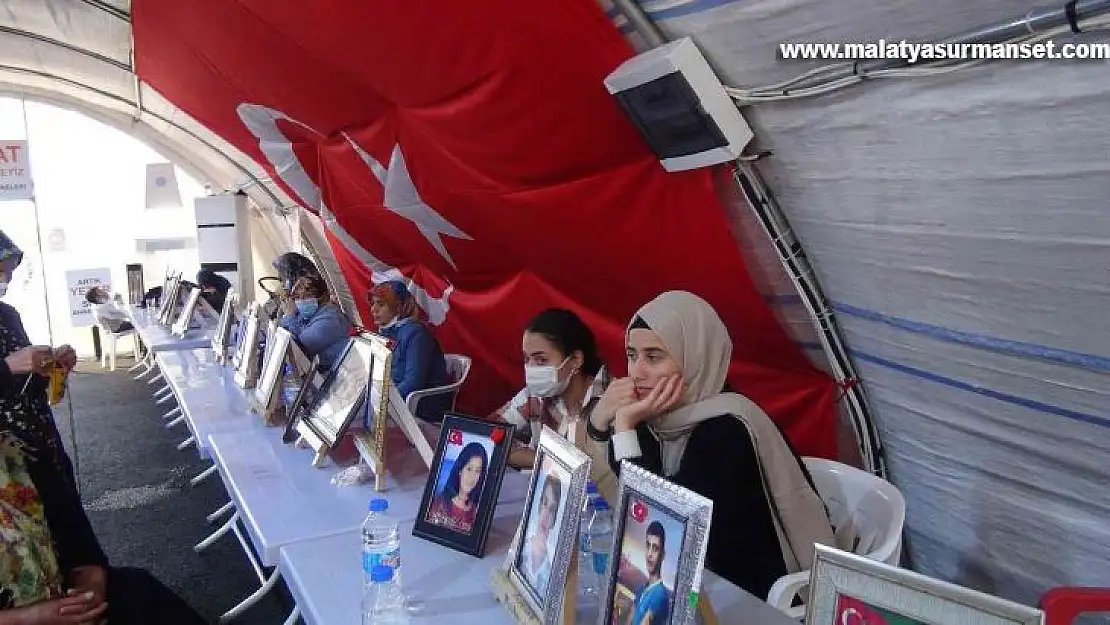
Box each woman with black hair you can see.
[491,308,610,469]
[426,442,488,534]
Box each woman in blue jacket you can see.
[280,276,353,372]
[370,280,451,423]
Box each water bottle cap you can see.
[585,481,598,493]
[370,565,394,583]
[369,498,388,512]
[594,499,609,511]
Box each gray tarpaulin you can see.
[605,0,1110,608]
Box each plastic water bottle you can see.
[362,499,402,588]
[280,364,300,408]
[362,565,409,625]
[586,495,614,593]
[579,482,600,597]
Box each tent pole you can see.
[732,162,884,476]
[606,0,884,473]
[609,0,667,47]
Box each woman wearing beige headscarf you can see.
[585,291,834,600]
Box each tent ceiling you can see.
[0,0,292,217]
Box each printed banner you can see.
[66,268,112,328]
[0,140,32,201]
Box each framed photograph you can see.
[298,334,376,450]
[281,355,320,444]
[232,312,262,389]
[598,461,713,625]
[157,274,182,325]
[171,286,201,338]
[211,289,239,361]
[806,544,1044,625]
[413,413,514,557]
[252,326,294,420]
[230,302,258,372]
[507,426,591,624]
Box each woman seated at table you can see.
[196,269,232,313]
[491,308,610,470]
[585,290,834,599]
[84,287,134,334]
[426,441,488,534]
[280,276,353,373]
[0,434,208,625]
[369,281,450,423]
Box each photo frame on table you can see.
[297,333,386,477]
[806,544,1045,625]
[412,413,514,557]
[495,426,590,625]
[252,326,311,426]
[232,310,262,389]
[229,302,258,372]
[598,461,714,625]
[157,274,182,326]
[170,287,201,338]
[281,353,320,445]
[211,289,239,363]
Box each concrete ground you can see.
[54,356,293,624]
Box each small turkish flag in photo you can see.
[631,498,648,524]
[447,428,463,445]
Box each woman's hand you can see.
[613,374,685,432]
[0,593,108,625]
[590,378,637,433]
[52,345,77,372]
[67,566,107,611]
[4,346,53,376]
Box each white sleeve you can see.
[611,430,642,461]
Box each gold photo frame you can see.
[232,312,263,389]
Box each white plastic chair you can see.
[91,308,140,371]
[766,457,906,620]
[405,354,472,417]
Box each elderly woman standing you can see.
[369,280,451,423]
[585,291,835,600]
[0,231,206,623]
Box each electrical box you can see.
[604,37,754,172]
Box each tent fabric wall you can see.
[616,0,1110,606]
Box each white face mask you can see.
[0,281,7,298]
[525,357,572,398]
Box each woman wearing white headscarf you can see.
[585,291,834,599]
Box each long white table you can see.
[129,305,213,352]
[280,497,798,625]
[154,349,259,458]
[207,427,453,567]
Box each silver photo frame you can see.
[230,302,259,372]
[252,326,297,419]
[297,335,373,450]
[211,289,239,362]
[507,426,591,625]
[171,287,201,338]
[598,461,714,625]
[806,544,1045,625]
[233,312,262,389]
[157,273,182,326]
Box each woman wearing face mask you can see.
[426,441,488,534]
[586,291,834,600]
[279,276,353,372]
[196,269,232,313]
[369,281,450,423]
[491,308,609,469]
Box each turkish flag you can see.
[133,0,838,458]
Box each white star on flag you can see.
[343,135,472,270]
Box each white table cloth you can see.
[129,305,213,351]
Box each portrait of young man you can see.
[628,520,671,625]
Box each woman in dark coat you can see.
[0,231,207,624]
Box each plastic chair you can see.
[1040,587,1110,625]
[404,354,472,417]
[91,308,140,371]
[766,457,907,619]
